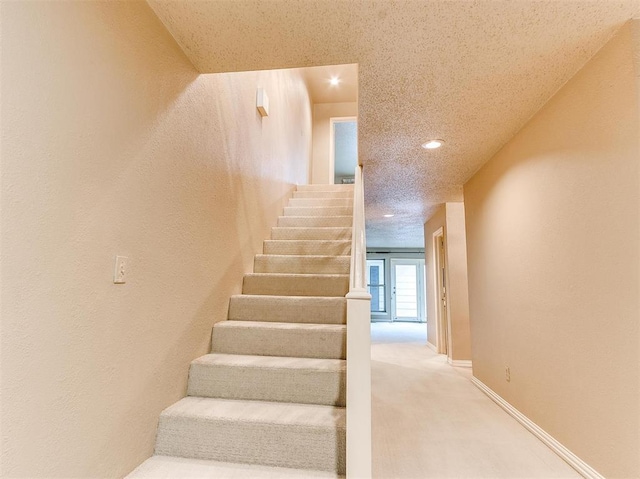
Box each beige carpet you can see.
[371,322,582,479]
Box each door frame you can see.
[367,254,391,322]
[433,227,451,355]
[329,116,357,184]
[390,258,426,322]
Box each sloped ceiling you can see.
[148,0,640,248]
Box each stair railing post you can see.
[346,165,372,479]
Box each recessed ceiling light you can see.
[383,214,394,218]
[422,139,444,149]
[329,77,340,86]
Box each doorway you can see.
[433,228,449,355]
[330,117,357,184]
[367,253,426,323]
[390,259,425,322]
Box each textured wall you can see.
[423,203,471,361]
[464,23,639,478]
[0,1,311,477]
[311,102,358,184]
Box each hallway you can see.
[371,323,581,479]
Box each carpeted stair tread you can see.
[157,396,345,426]
[188,353,346,406]
[263,240,351,256]
[212,321,346,359]
[284,206,353,217]
[154,397,346,473]
[277,216,352,227]
[293,190,353,199]
[296,184,353,192]
[242,273,349,297]
[254,254,350,274]
[228,295,346,324]
[271,227,352,240]
[128,182,353,477]
[126,455,345,479]
[288,198,353,207]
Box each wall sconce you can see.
[256,88,269,117]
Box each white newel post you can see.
[346,165,372,479]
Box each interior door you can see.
[390,259,425,322]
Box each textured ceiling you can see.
[148,0,640,248]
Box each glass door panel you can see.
[390,259,426,322]
[366,259,386,313]
[394,264,418,319]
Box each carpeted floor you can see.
[371,322,581,479]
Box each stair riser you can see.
[155,416,346,473]
[296,184,353,192]
[188,363,346,406]
[212,326,346,359]
[254,256,350,274]
[263,241,351,256]
[243,275,349,297]
[288,198,353,208]
[228,296,347,324]
[293,191,353,199]
[271,227,352,241]
[277,216,352,228]
[284,206,353,217]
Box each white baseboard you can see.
[471,377,604,479]
[426,341,438,353]
[447,357,472,368]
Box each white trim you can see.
[426,341,438,353]
[447,358,472,368]
[471,377,605,479]
[346,165,371,479]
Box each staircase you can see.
[127,184,354,479]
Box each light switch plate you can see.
[114,256,128,284]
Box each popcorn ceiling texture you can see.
[148,0,640,247]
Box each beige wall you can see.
[0,2,311,477]
[311,102,358,184]
[425,205,446,350]
[464,22,639,479]
[444,203,472,361]
[424,203,471,361]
